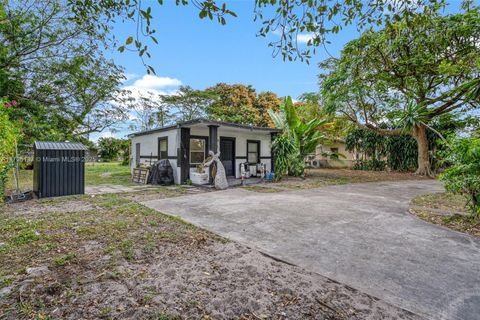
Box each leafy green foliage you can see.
[352,159,386,171]
[205,84,280,127]
[270,97,325,177]
[97,138,129,163]
[1,1,127,145]
[160,86,216,122]
[0,99,20,202]
[320,6,480,175]
[63,0,447,65]
[440,136,480,219]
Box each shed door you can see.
[135,143,141,167]
[220,138,235,177]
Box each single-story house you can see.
[128,118,281,184]
[311,140,356,168]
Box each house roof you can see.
[34,141,88,151]
[128,118,282,137]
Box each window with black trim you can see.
[158,137,168,160]
[247,140,260,164]
[190,138,207,165]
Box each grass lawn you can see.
[410,192,480,237]
[0,188,410,319]
[5,162,132,195]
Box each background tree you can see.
[206,83,258,124]
[160,86,214,122]
[320,6,480,176]
[121,91,172,131]
[206,83,280,127]
[1,1,127,144]
[253,91,281,127]
[97,137,127,162]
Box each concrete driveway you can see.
[142,180,480,320]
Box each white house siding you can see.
[130,128,181,183]
[189,126,273,179]
[131,124,275,184]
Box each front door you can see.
[220,137,235,177]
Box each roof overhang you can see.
[128,118,282,138]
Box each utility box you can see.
[33,141,87,198]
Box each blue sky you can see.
[93,0,470,141]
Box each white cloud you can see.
[121,74,182,100]
[132,75,182,90]
[297,33,315,44]
[270,28,315,45]
[100,131,115,139]
[124,73,139,81]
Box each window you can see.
[190,138,206,165]
[247,140,260,164]
[330,147,339,160]
[135,143,141,166]
[158,137,168,160]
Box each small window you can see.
[158,137,168,160]
[190,138,206,165]
[247,141,260,164]
[330,147,339,160]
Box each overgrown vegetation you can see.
[440,136,480,219]
[0,99,20,203]
[269,97,326,177]
[320,4,480,176]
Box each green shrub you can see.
[440,136,480,219]
[352,159,386,171]
[0,99,20,202]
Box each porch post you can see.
[180,127,190,183]
[270,132,278,173]
[208,125,219,184]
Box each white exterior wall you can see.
[131,124,275,184]
[189,126,273,179]
[130,128,181,184]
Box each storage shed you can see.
[33,141,87,198]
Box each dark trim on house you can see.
[129,118,282,137]
[157,136,168,160]
[208,126,219,183]
[140,155,176,160]
[235,156,247,159]
[220,136,236,177]
[271,132,278,173]
[208,125,219,153]
[189,135,209,168]
[260,156,272,160]
[180,127,190,183]
[246,140,261,165]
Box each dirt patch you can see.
[1,241,418,320]
[0,192,419,319]
[1,199,95,219]
[410,208,480,237]
[410,192,479,237]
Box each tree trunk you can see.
[412,124,434,177]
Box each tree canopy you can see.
[1,1,127,144]
[48,0,449,68]
[319,5,480,176]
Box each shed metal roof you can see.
[129,118,282,138]
[34,141,88,151]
